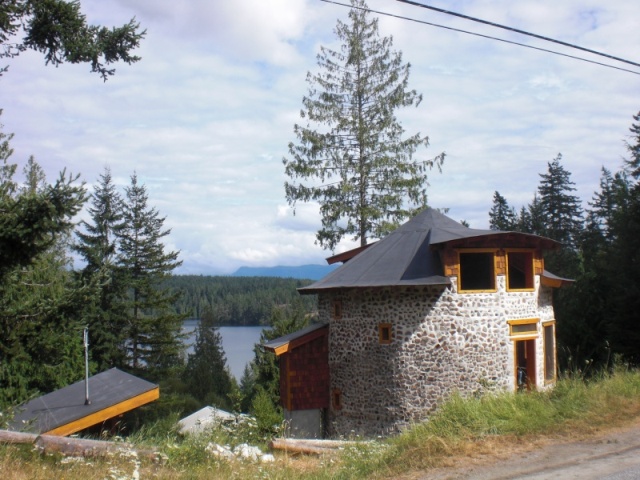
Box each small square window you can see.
[379,323,392,344]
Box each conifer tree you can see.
[185,307,233,410]
[117,173,185,377]
[74,168,128,370]
[283,0,443,251]
[1,0,145,80]
[250,305,309,414]
[0,155,88,407]
[488,191,517,231]
[537,154,584,249]
[608,112,640,364]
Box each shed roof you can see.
[301,208,560,293]
[9,368,159,436]
[263,323,328,356]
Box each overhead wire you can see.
[318,0,640,76]
[393,0,640,69]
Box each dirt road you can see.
[418,419,640,479]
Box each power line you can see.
[318,0,640,76]
[393,0,640,69]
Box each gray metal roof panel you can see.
[263,322,328,351]
[300,208,560,293]
[9,368,158,434]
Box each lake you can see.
[182,320,267,380]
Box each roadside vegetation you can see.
[2,367,640,480]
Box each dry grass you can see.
[2,368,640,480]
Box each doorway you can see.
[515,339,536,391]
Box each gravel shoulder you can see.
[414,418,640,480]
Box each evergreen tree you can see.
[185,307,233,410]
[624,111,640,179]
[21,155,45,194]
[0,155,89,408]
[250,305,310,414]
[488,191,517,230]
[537,154,584,250]
[608,112,640,364]
[74,168,127,370]
[283,0,444,251]
[117,173,185,378]
[1,0,145,80]
[536,155,584,278]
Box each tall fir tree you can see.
[74,168,128,371]
[283,0,443,251]
[536,154,583,278]
[537,154,584,250]
[185,307,233,410]
[116,173,185,378]
[0,156,89,408]
[488,191,517,231]
[607,111,640,364]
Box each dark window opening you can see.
[333,300,342,319]
[379,323,392,344]
[459,252,495,291]
[508,251,534,290]
[332,388,342,410]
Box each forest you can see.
[487,111,640,371]
[163,275,316,325]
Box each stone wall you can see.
[323,275,555,437]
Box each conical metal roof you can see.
[300,208,559,293]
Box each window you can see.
[507,251,534,290]
[508,318,538,337]
[332,300,342,319]
[332,388,342,410]
[544,323,556,383]
[378,323,392,344]
[459,251,495,292]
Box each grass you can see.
[2,368,640,480]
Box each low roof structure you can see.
[263,323,328,356]
[9,368,159,436]
[177,406,236,435]
[301,208,561,293]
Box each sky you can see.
[1,0,638,275]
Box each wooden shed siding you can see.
[279,333,329,411]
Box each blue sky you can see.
[1,0,638,274]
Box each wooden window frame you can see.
[378,323,392,344]
[457,249,498,293]
[332,388,342,410]
[508,318,539,338]
[506,249,535,292]
[543,321,557,384]
[332,299,342,320]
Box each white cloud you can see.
[0,0,637,274]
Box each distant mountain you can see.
[232,264,338,280]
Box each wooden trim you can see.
[43,387,160,436]
[543,321,557,384]
[541,276,563,288]
[271,327,328,357]
[508,318,539,338]
[507,318,539,326]
[378,323,392,344]
[456,248,498,293]
[505,249,536,292]
[285,356,293,411]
